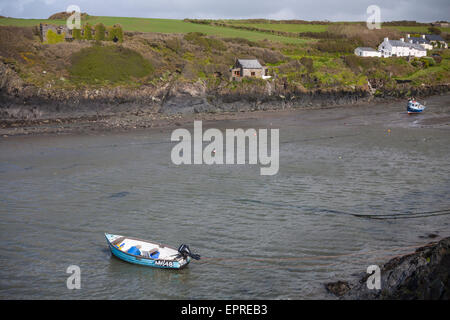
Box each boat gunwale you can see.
[105,233,184,263]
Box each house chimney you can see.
[421,34,426,39]
[400,38,404,42]
[407,34,410,38]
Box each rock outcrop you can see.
[0,61,449,122]
[326,237,450,300]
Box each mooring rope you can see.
[234,199,450,220]
[197,240,438,269]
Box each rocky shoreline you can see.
[1,61,449,137]
[326,236,450,300]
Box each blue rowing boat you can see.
[105,233,200,269]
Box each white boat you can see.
[407,100,426,114]
[105,233,200,269]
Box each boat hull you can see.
[105,233,190,269]
[407,109,423,114]
[407,101,425,114]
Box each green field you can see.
[384,25,450,34]
[2,16,448,45]
[0,16,309,44]
[228,22,330,33]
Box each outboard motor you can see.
[178,244,201,260]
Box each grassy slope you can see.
[0,16,448,92]
[2,16,448,43]
[0,16,307,44]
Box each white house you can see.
[425,34,448,48]
[354,47,382,57]
[378,37,427,58]
[406,34,433,50]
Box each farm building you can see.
[230,59,269,81]
[378,37,427,58]
[354,47,381,57]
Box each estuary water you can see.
[0,95,449,299]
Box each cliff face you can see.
[327,237,450,300]
[0,61,448,121]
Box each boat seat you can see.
[142,247,159,258]
[112,236,125,245]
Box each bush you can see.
[223,37,258,47]
[165,37,182,53]
[315,39,358,53]
[83,23,92,40]
[183,32,206,41]
[0,26,34,61]
[69,45,153,83]
[108,24,124,43]
[300,57,314,73]
[94,23,106,41]
[428,26,442,35]
[72,28,82,40]
[46,29,65,44]
[183,32,225,51]
[420,57,435,68]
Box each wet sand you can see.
[1,94,448,138]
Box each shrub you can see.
[428,26,442,35]
[72,28,82,40]
[108,24,124,43]
[300,57,314,73]
[83,23,92,40]
[183,32,206,41]
[165,37,182,53]
[223,37,258,47]
[46,29,65,44]
[315,39,358,53]
[94,23,106,41]
[183,32,225,51]
[420,57,435,68]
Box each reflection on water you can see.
[0,96,449,299]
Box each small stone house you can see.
[230,59,269,81]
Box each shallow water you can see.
[0,96,449,299]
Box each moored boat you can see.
[105,233,200,269]
[407,99,426,114]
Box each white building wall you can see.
[354,48,381,57]
[378,38,427,58]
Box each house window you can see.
[234,70,240,76]
[251,72,255,76]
